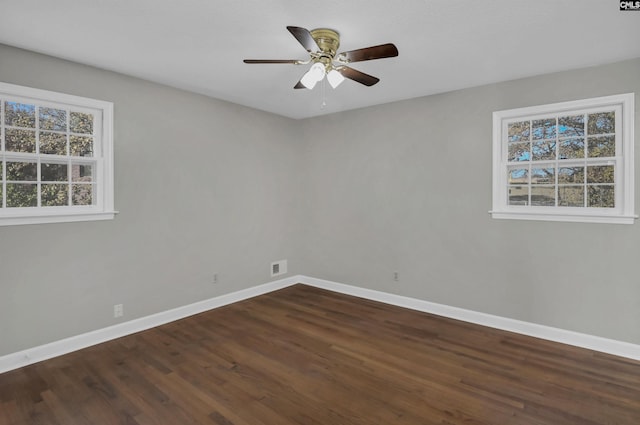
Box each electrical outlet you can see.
[271,259,287,277]
[113,304,124,318]
[213,273,218,284]
[393,271,399,282]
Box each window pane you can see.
[508,142,530,161]
[508,121,530,142]
[508,186,529,206]
[72,184,93,205]
[41,183,69,206]
[532,140,556,161]
[70,135,93,157]
[532,118,556,140]
[508,168,528,184]
[587,135,615,158]
[70,112,94,134]
[587,165,614,184]
[41,163,68,182]
[531,168,554,185]
[588,111,615,135]
[588,185,614,208]
[558,167,584,184]
[5,128,36,153]
[558,115,585,137]
[559,138,584,159]
[71,164,93,182]
[40,131,67,155]
[6,162,37,181]
[531,186,555,206]
[5,101,35,128]
[6,183,37,207]
[39,107,67,131]
[559,186,584,207]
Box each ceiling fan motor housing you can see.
[310,28,340,60]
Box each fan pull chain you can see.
[321,78,327,109]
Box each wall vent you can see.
[271,260,287,277]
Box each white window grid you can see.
[0,82,114,226]
[504,106,620,208]
[491,93,635,224]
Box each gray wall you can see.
[0,44,306,356]
[1,43,639,356]
[300,58,640,345]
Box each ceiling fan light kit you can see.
[243,26,398,90]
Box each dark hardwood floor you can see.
[1,284,639,425]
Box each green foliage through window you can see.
[1,99,96,209]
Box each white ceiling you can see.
[1,1,639,119]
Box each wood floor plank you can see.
[1,284,639,425]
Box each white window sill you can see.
[489,210,638,224]
[0,211,119,226]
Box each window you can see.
[491,93,635,224]
[0,82,115,226]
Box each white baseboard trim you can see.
[0,276,301,374]
[298,275,640,361]
[2,274,638,375]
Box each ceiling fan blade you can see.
[287,26,320,53]
[243,59,300,64]
[338,67,380,86]
[338,43,398,63]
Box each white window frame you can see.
[0,82,116,226]
[490,93,638,224]
[491,93,635,224]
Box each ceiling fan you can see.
[243,26,398,90]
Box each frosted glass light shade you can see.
[300,62,326,89]
[327,69,345,88]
